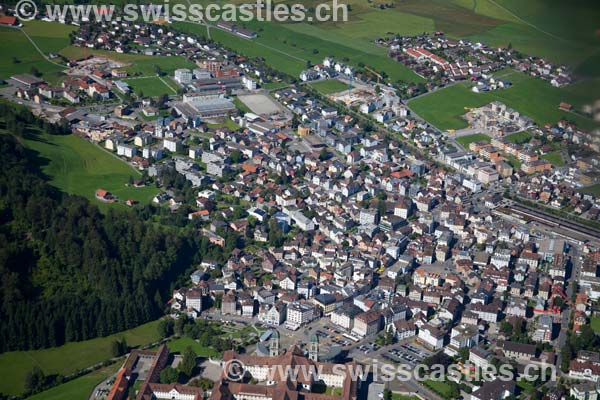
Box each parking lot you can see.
[380,343,429,366]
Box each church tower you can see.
[309,333,319,361]
[269,330,280,357]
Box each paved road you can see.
[556,244,582,369]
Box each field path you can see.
[5,25,68,68]
[251,40,307,63]
[91,140,143,176]
[159,76,177,94]
[486,0,567,42]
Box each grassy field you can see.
[207,0,599,77]
[591,316,600,333]
[26,363,120,400]
[541,151,565,167]
[0,21,75,83]
[0,27,66,83]
[456,133,490,147]
[310,79,349,94]
[506,154,522,169]
[0,320,161,396]
[16,131,159,208]
[262,81,289,91]
[164,337,220,358]
[580,184,600,197]
[504,131,532,144]
[232,96,252,114]
[409,85,489,130]
[424,379,459,399]
[174,20,424,84]
[21,20,77,54]
[124,76,178,97]
[409,69,599,131]
[392,395,419,400]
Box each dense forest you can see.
[0,107,223,352]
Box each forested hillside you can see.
[0,109,220,351]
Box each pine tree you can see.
[179,347,197,378]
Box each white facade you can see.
[286,303,314,326]
[174,68,193,84]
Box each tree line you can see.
[0,106,227,352]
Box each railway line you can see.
[508,203,600,241]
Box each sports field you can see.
[16,131,159,208]
[0,320,160,396]
[124,76,178,97]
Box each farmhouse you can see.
[95,189,114,201]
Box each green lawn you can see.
[233,96,252,114]
[409,69,599,131]
[504,131,532,144]
[206,119,241,131]
[0,320,161,396]
[541,151,565,167]
[26,363,120,400]
[13,131,159,209]
[516,378,536,394]
[310,79,349,95]
[165,337,220,358]
[424,379,460,399]
[456,133,490,147]
[580,184,600,197]
[324,386,343,396]
[0,21,76,83]
[0,27,66,83]
[262,81,289,91]
[392,394,419,400]
[409,85,489,130]
[506,154,522,169]
[124,76,178,97]
[466,0,600,68]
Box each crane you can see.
[348,74,353,96]
[364,66,382,84]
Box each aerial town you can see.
[0,3,599,400]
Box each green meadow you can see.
[0,320,160,396]
[124,76,178,97]
[163,337,220,358]
[17,131,159,209]
[310,79,349,94]
[456,133,491,147]
[504,131,532,144]
[26,363,120,400]
[409,69,599,131]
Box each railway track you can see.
[509,203,600,240]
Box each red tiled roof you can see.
[0,16,17,26]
